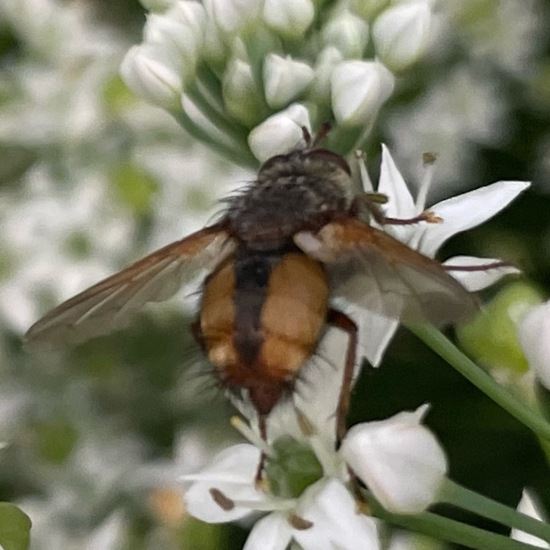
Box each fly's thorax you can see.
[226,148,353,243]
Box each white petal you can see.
[376,144,419,243]
[248,104,311,162]
[511,490,549,548]
[443,256,520,292]
[294,479,380,550]
[244,513,293,550]
[517,301,550,391]
[354,306,399,367]
[331,60,395,127]
[341,407,448,514]
[417,181,530,257]
[182,444,266,523]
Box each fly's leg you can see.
[326,308,358,446]
[255,414,268,488]
[350,194,441,226]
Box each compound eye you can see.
[304,149,351,175]
[259,153,288,173]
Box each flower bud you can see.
[372,1,432,72]
[120,44,182,108]
[321,9,369,59]
[222,57,263,127]
[166,1,207,44]
[349,0,389,20]
[331,60,394,126]
[248,104,311,162]
[139,0,174,12]
[341,405,448,514]
[310,47,343,103]
[263,0,315,39]
[518,300,550,390]
[203,0,261,34]
[145,14,199,65]
[263,54,314,109]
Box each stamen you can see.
[354,150,374,192]
[230,416,275,457]
[415,152,437,212]
[209,488,235,511]
[289,514,314,530]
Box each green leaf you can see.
[0,503,31,550]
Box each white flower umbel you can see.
[341,405,447,514]
[353,145,528,365]
[372,0,432,72]
[119,1,441,164]
[331,60,395,127]
[517,301,550,391]
[511,490,549,548]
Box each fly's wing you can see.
[294,218,478,326]
[26,225,235,346]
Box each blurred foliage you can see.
[1,0,550,549]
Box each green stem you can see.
[407,323,550,442]
[440,479,550,544]
[170,109,256,168]
[368,496,542,550]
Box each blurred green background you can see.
[1,0,550,548]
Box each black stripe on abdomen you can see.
[232,249,276,366]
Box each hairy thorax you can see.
[225,150,353,246]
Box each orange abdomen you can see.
[198,251,329,414]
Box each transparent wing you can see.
[294,218,478,326]
[26,225,235,345]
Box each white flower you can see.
[511,490,549,548]
[263,0,315,39]
[248,104,311,162]
[182,341,371,547]
[517,301,550,391]
[331,60,395,127]
[321,9,369,59]
[341,405,447,514]
[203,0,261,35]
[120,43,182,108]
[353,145,528,365]
[264,54,314,109]
[372,1,432,72]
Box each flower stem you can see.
[440,479,550,544]
[170,109,257,168]
[368,495,540,550]
[407,323,550,442]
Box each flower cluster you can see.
[121,0,435,164]
[182,339,448,550]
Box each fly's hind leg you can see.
[327,308,371,507]
[326,308,358,446]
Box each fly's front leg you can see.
[350,193,441,226]
[326,308,358,446]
